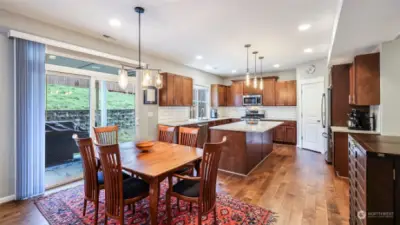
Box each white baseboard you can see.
[0,194,16,204]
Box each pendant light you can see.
[132,6,163,90]
[118,66,128,90]
[253,51,258,89]
[259,56,264,90]
[245,44,251,86]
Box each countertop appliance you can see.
[210,108,218,118]
[243,95,262,106]
[322,87,332,164]
[347,109,370,130]
[241,109,265,119]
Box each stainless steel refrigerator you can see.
[321,86,332,163]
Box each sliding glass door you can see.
[44,53,136,189]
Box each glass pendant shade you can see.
[259,78,263,90]
[246,72,250,86]
[118,68,128,90]
[253,76,257,88]
[155,73,163,89]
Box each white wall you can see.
[380,38,400,136]
[0,33,15,201]
[296,59,329,147]
[0,10,224,140]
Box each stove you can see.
[241,110,265,119]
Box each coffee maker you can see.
[210,108,218,118]
[347,109,370,130]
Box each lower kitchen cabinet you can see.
[273,121,297,145]
[348,134,400,225]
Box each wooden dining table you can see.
[118,141,203,225]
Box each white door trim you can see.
[298,76,325,150]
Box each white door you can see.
[301,81,324,152]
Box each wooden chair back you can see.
[178,127,200,147]
[199,136,227,214]
[95,143,124,218]
[158,125,176,143]
[93,125,118,144]
[72,134,98,201]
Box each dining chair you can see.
[95,143,150,225]
[93,125,119,144]
[166,136,227,225]
[178,126,199,147]
[158,125,176,143]
[72,135,130,225]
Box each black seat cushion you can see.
[97,171,131,185]
[122,177,150,199]
[175,166,192,174]
[173,180,200,197]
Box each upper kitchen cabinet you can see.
[262,77,277,106]
[243,81,263,95]
[211,84,227,107]
[227,81,243,106]
[159,73,193,106]
[349,52,380,105]
[275,80,297,106]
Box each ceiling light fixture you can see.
[205,65,213,70]
[304,48,313,53]
[196,55,203,60]
[252,51,258,89]
[259,56,264,90]
[109,18,121,27]
[244,44,251,86]
[232,69,237,73]
[298,24,311,31]
[273,64,280,68]
[49,55,57,60]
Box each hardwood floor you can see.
[0,144,349,225]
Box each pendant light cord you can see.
[138,11,141,69]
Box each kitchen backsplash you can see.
[158,107,190,123]
[218,106,297,120]
[159,106,297,123]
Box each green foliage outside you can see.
[46,84,135,110]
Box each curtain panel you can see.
[15,39,46,200]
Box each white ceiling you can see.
[329,0,400,65]
[1,0,339,76]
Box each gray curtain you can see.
[15,39,46,199]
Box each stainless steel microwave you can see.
[243,95,262,106]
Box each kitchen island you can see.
[210,121,282,175]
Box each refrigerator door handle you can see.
[321,93,326,128]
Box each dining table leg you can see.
[149,176,160,225]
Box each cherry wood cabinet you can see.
[243,81,263,95]
[159,73,193,106]
[273,121,297,145]
[262,78,276,106]
[228,81,244,106]
[211,84,227,107]
[349,52,380,106]
[275,80,297,106]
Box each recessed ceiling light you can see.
[49,55,57,60]
[304,48,313,53]
[232,70,237,73]
[109,19,121,28]
[298,24,311,31]
[196,55,203,60]
[273,64,280,68]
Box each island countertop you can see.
[209,121,283,133]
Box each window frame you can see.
[192,85,210,119]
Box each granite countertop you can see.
[158,117,237,127]
[209,121,283,133]
[350,134,400,156]
[331,126,380,135]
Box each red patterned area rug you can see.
[35,181,277,225]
